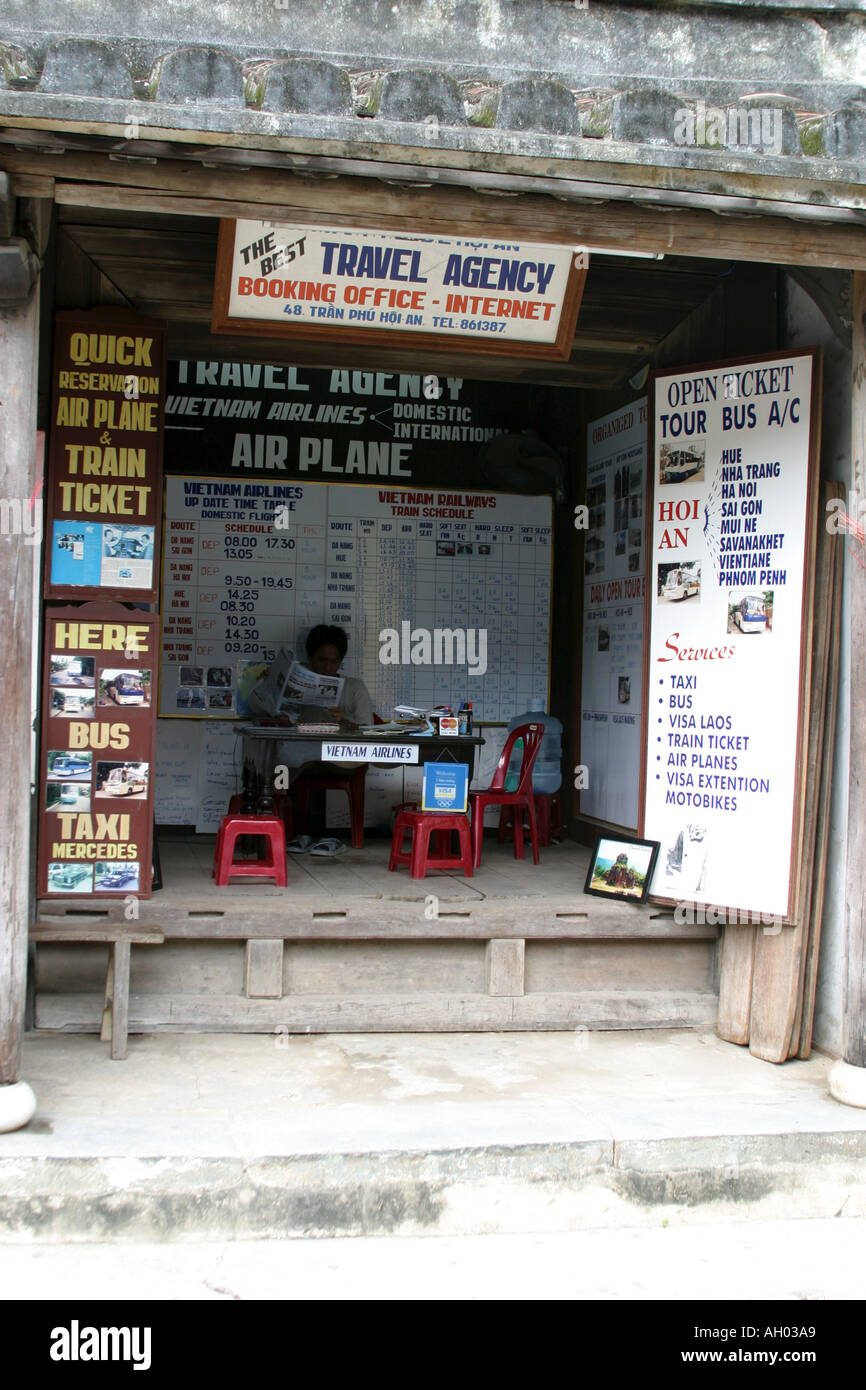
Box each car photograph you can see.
[95,864,139,890]
[47,863,92,892]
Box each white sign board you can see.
[580,398,648,829]
[642,351,818,920]
[321,741,419,763]
[213,220,585,359]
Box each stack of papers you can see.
[358,721,423,735]
[296,722,341,735]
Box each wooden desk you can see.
[238,726,485,779]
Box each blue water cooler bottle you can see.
[504,703,562,792]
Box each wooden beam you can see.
[716,925,757,1046]
[0,145,860,269]
[35,894,721,940]
[797,482,844,1056]
[11,173,54,199]
[35,988,719,1034]
[163,321,619,390]
[844,271,866,1069]
[0,292,39,1086]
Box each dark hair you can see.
[306,625,348,661]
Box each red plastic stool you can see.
[498,791,563,849]
[213,795,242,876]
[214,814,287,886]
[393,802,452,856]
[214,794,293,875]
[389,810,473,879]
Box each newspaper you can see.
[283,659,344,710]
[254,647,344,714]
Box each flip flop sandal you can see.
[309,837,348,857]
[287,834,314,854]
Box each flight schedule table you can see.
[160,477,552,721]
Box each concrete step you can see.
[2,1030,865,1242]
[3,1130,866,1243]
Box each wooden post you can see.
[0,278,40,1129]
[485,939,525,997]
[245,940,284,999]
[830,270,866,1107]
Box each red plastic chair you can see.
[292,713,381,850]
[498,790,563,848]
[389,809,473,879]
[469,722,544,868]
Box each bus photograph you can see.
[47,752,93,780]
[49,656,95,687]
[51,689,95,717]
[730,592,772,634]
[95,762,149,798]
[659,563,702,602]
[100,669,150,707]
[658,444,706,484]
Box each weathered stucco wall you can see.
[0,1,863,193]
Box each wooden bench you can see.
[29,925,165,1059]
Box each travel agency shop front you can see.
[1,0,865,1131]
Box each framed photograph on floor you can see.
[584,833,660,904]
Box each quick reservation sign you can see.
[45,310,166,601]
[213,220,586,360]
[641,350,820,922]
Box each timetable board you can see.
[160,478,552,722]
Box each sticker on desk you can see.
[422,761,469,812]
[321,741,420,763]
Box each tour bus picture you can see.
[51,689,94,716]
[662,565,701,601]
[99,764,148,796]
[105,671,147,706]
[661,448,704,483]
[733,593,769,633]
[49,752,92,778]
